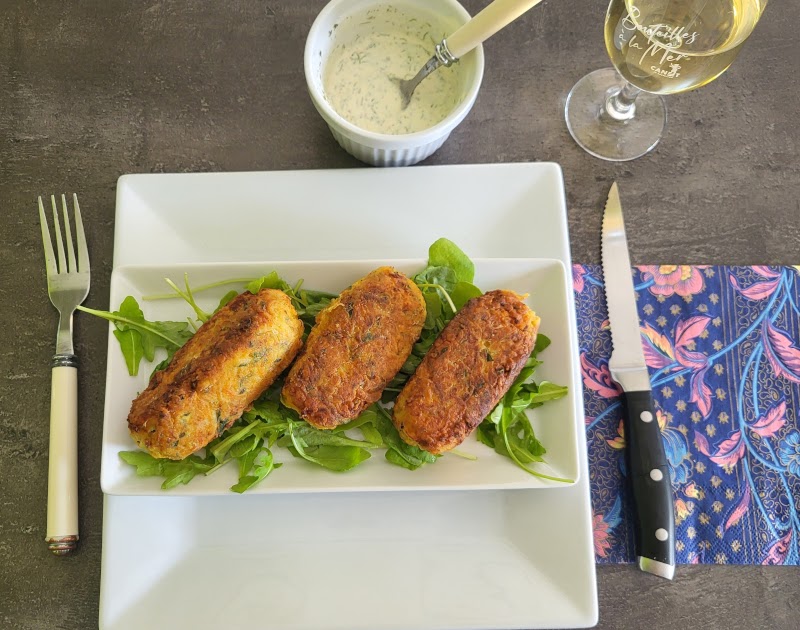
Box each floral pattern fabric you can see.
[575,265,800,565]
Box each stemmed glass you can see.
[565,0,768,161]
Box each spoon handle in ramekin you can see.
[446,0,544,60]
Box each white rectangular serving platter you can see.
[101,258,580,495]
[99,163,598,630]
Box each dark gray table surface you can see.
[1,1,798,629]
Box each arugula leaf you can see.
[229,433,259,459]
[421,290,443,330]
[247,398,289,423]
[451,281,482,310]
[359,423,384,447]
[161,458,213,489]
[332,407,386,447]
[247,272,290,294]
[231,475,262,493]
[290,287,335,333]
[475,422,496,450]
[216,290,239,313]
[79,297,191,376]
[518,381,569,407]
[277,421,379,450]
[236,440,264,477]
[118,450,164,476]
[112,328,144,375]
[428,238,475,284]
[303,445,371,471]
[302,300,330,319]
[373,407,437,470]
[398,353,422,376]
[231,446,280,493]
[414,265,457,293]
[150,357,171,377]
[210,418,264,463]
[286,423,372,472]
[384,449,418,470]
[533,333,551,355]
[413,266,459,326]
[478,345,572,483]
[119,451,213,490]
[163,273,212,323]
[334,406,381,432]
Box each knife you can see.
[601,182,676,580]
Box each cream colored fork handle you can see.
[446,0,545,60]
[46,363,79,555]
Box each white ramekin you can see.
[304,0,485,167]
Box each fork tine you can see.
[73,194,90,273]
[50,195,67,274]
[38,197,58,276]
[61,194,77,273]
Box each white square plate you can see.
[101,258,580,495]
[99,163,598,630]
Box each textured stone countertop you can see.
[1,1,798,629]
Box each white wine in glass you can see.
[565,0,768,161]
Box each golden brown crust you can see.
[127,289,303,460]
[392,290,540,455]
[281,266,426,429]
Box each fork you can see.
[38,194,90,555]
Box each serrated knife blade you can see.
[601,182,676,580]
[602,182,650,393]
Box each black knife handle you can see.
[622,390,675,572]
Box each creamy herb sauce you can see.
[323,6,465,135]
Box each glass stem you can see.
[604,80,641,121]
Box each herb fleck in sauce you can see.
[323,6,465,135]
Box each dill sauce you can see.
[323,5,466,135]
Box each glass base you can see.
[565,68,666,162]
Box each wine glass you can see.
[565,0,768,161]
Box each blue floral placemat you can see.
[574,265,800,565]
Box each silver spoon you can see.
[394,0,546,109]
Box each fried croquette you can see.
[281,266,426,429]
[393,290,540,454]
[127,289,303,460]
